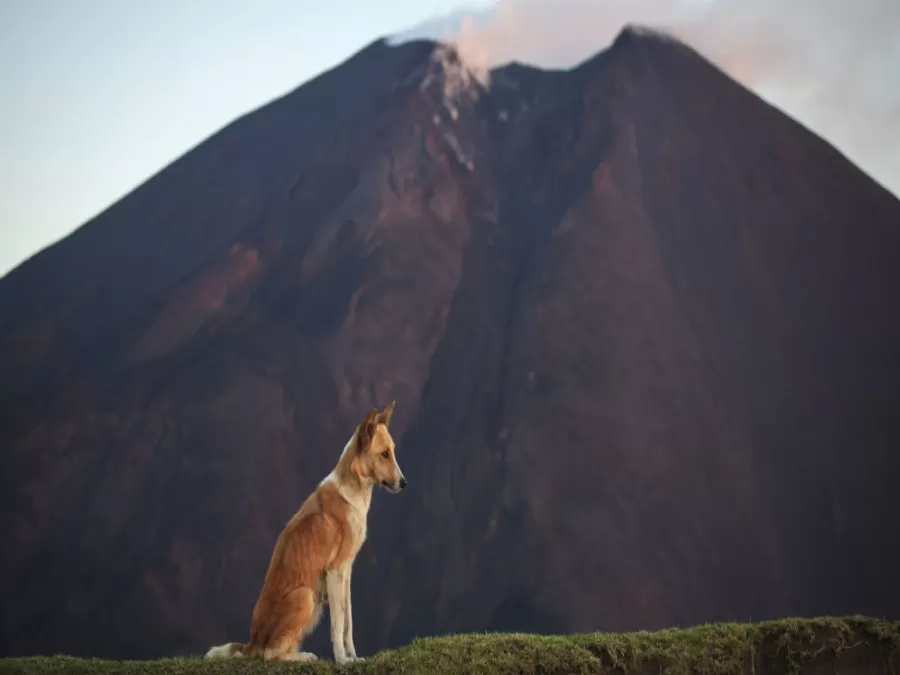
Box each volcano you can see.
[2,26,900,659]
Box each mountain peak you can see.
[613,22,685,48]
[3,18,900,661]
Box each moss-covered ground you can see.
[2,616,897,675]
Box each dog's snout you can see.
[399,476,407,490]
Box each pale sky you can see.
[1,0,897,278]
[0,1,490,277]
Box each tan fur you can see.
[205,401,405,664]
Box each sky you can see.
[0,0,492,277]
[1,0,898,278]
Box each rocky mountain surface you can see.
[2,26,899,659]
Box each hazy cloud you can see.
[394,0,900,197]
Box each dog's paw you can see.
[336,655,363,665]
[296,651,318,662]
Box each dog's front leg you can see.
[343,564,358,660]
[326,570,349,664]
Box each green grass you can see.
[2,616,898,675]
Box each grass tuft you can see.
[1,616,897,674]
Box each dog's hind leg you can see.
[263,588,319,662]
[295,591,324,662]
[279,650,318,662]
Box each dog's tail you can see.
[205,642,246,659]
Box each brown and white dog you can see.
[205,401,406,663]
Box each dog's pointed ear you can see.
[377,400,396,427]
[356,408,379,453]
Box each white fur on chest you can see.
[322,471,371,559]
[344,500,367,557]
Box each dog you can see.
[205,401,406,663]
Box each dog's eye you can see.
[381,450,390,459]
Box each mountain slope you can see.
[2,27,900,659]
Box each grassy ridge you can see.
[1,616,898,675]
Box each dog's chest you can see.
[346,504,367,555]
[337,486,369,559]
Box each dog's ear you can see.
[357,408,379,453]
[377,400,396,428]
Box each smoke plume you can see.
[393,0,900,197]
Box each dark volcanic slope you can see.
[2,27,900,659]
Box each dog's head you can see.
[352,401,406,493]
